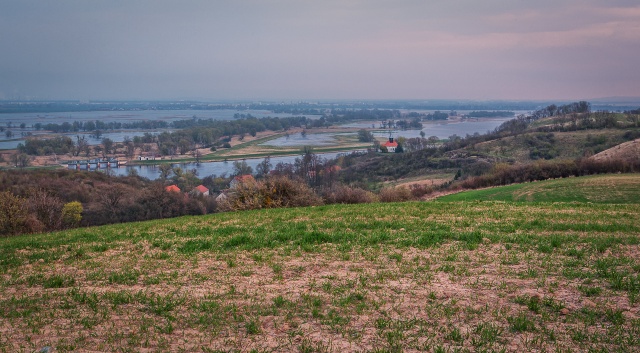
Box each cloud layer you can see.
[1,0,638,100]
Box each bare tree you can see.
[102,137,114,155]
[97,184,128,222]
[158,164,173,180]
[256,157,272,178]
[28,190,63,231]
[11,153,30,168]
[191,149,202,165]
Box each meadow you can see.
[437,174,640,203]
[1,186,639,352]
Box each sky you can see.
[1,0,639,101]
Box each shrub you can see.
[219,176,323,212]
[62,201,83,228]
[262,176,323,208]
[322,185,378,204]
[0,191,31,236]
[409,184,434,198]
[28,190,64,230]
[379,187,414,202]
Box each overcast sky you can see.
[1,0,639,101]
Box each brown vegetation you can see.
[0,170,216,236]
[218,176,322,211]
[456,158,640,191]
[591,138,640,162]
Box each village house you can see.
[191,184,210,196]
[215,192,229,202]
[138,155,160,161]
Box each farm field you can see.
[1,198,639,352]
[436,174,640,203]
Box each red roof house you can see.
[191,184,210,196]
[165,184,181,193]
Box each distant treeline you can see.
[18,136,75,155]
[467,111,515,118]
[25,108,420,134]
[426,111,449,120]
[33,120,169,133]
[0,100,551,114]
[325,108,397,121]
[530,101,591,120]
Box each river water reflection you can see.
[0,109,319,150]
[112,151,360,180]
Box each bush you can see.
[409,184,434,198]
[322,185,378,204]
[28,190,64,231]
[0,191,31,236]
[379,187,414,202]
[62,201,83,228]
[218,176,322,212]
[262,176,323,208]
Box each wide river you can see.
[111,117,513,180]
[0,109,319,149]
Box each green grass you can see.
[0,198,639,352]
[437,174,640,203]
[130,131,370,165]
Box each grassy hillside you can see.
[340,111,640,186]
[437,174,640,203]
[471,129,637,162]
[1,199,640,352]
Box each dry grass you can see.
[591,138,640,162]
[1,201,639,352]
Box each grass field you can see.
[1,197,640,351]
[130,131,372,165]
[437,174,640,203]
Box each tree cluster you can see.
[0,170,216,236]
[33,119,169,133]
[467,111,515,118]
[18,136,75,155]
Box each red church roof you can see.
[382,140,398,147]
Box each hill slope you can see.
[1,199,639,352]
[437,174,640,203]
[591,138,640,162]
